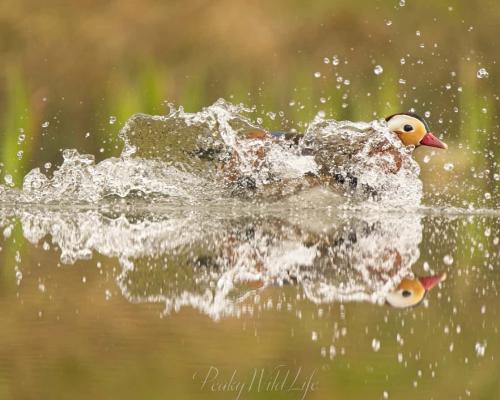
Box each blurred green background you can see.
[0,0,498,205]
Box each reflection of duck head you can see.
[386,113,447,149]
[386,273,446,308]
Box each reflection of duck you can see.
[386,273,446,308]
[3,206,445,318]
[240,275,446,309]
[188,215,445,311]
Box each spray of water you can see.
[0,99,423,207]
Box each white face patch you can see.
[387,115,421,134]
[386,289,420,308]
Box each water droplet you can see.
[372,338,381,351]
[484,192,491,200]
[109,116,117,124]
[266,111,276,120]
[423,155,431,163]
[416,30,421,36]
[323,57,330,64]
[15,268,22,286]
[332,56,340,66]
[398,78,406,84]
[44,162,52,170]
[443,255,454,265]
[400,58,406,65]
[399,0,406,6]
[386,20,393,26]
[424,111,431,118]
[4,174,13,186]
[481,305,486,314]
[320,97,327,103]
[41,121,50,128]
[373,65,384,75]
[443,163,454,171]
[311,331,318,341]
[16,150,23,160]
[314,72,321,78]
[383,391,389,399]
[481,108,487,114]
[17,134,26,144]
[329,345,336,358]
[475,342,486,357]
[477,68,489,79]
[3,225,12,238]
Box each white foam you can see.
[0,99,422,205]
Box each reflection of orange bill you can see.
[419,273,447,290]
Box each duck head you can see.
[386,113,447,149]
[386,273,446,308]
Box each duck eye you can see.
[402,290,412,298]
[403,124,414,132]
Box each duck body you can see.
[223,112,447,198]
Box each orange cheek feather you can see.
[395,131,423,146]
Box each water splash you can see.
[301,116,422,203]
[1,99,422,206]
[20,150,217,204]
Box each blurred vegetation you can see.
[0,0,498,204]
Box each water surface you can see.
[0,202,497,399]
